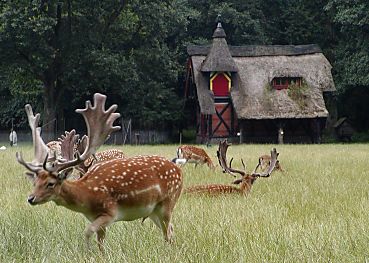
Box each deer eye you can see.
[46,182,56,189]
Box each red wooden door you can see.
[211,73,230,97]
[212,103,232,137]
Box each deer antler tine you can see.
[16,152,42,173]
[241,158,246,171]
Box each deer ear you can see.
[58,168,73,180]
[232,179,242,185]
[25,172,36,182]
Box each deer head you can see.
[17,93,120,205]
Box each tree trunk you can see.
[42,78,57,142]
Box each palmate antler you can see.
[217,139,279,180]
[24,104,49,165]
[217,140,246,177]
[17,93,121,175]
[252,149,279,178]
[59,129,79,161]
[51,93,120,173]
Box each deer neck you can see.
[239,180,253,195]
[53,181,86,212]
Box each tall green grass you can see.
[0,144,368,262]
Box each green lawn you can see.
[0,143,368,262]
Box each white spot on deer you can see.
[93,187,98,191]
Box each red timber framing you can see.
[185,63,238,143]
[211,102,232,137]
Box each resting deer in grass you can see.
[16,93,183,251]
[185,140,278,195]
[254,154,284,173]
[73,135,126,176]
[56,129,126,178]
[46,140,62,158]
[172,145,215,169]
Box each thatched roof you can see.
[191,56,215,114]
[189,48,335,119]
[188,44,323,57]
[200,23,238,73]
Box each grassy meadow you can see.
[0,143,368,262]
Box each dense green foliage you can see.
[1,144,368,261]
[0,0,368,132]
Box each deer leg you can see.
[97,227,106,252]
[149,202,174,243]
[85,214,113,251]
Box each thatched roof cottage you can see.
[184,22,335,143]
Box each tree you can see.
[325,0,369,130]
[0,0,187,137]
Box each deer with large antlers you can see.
[172,145,215,169]
[17,93,183,251]
[185,140,278,195]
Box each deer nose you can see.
[27,195,36,205]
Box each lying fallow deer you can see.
[185,140,278,195]
[58,130,126,177]
[254,154,284,173]
[16,93,183,251]
[71,135,126,175]
[46,140,62,158]
[172,145,215,169]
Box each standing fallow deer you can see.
[185,140,278,195]
[16,93,183,251]
[172,145,215,169]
